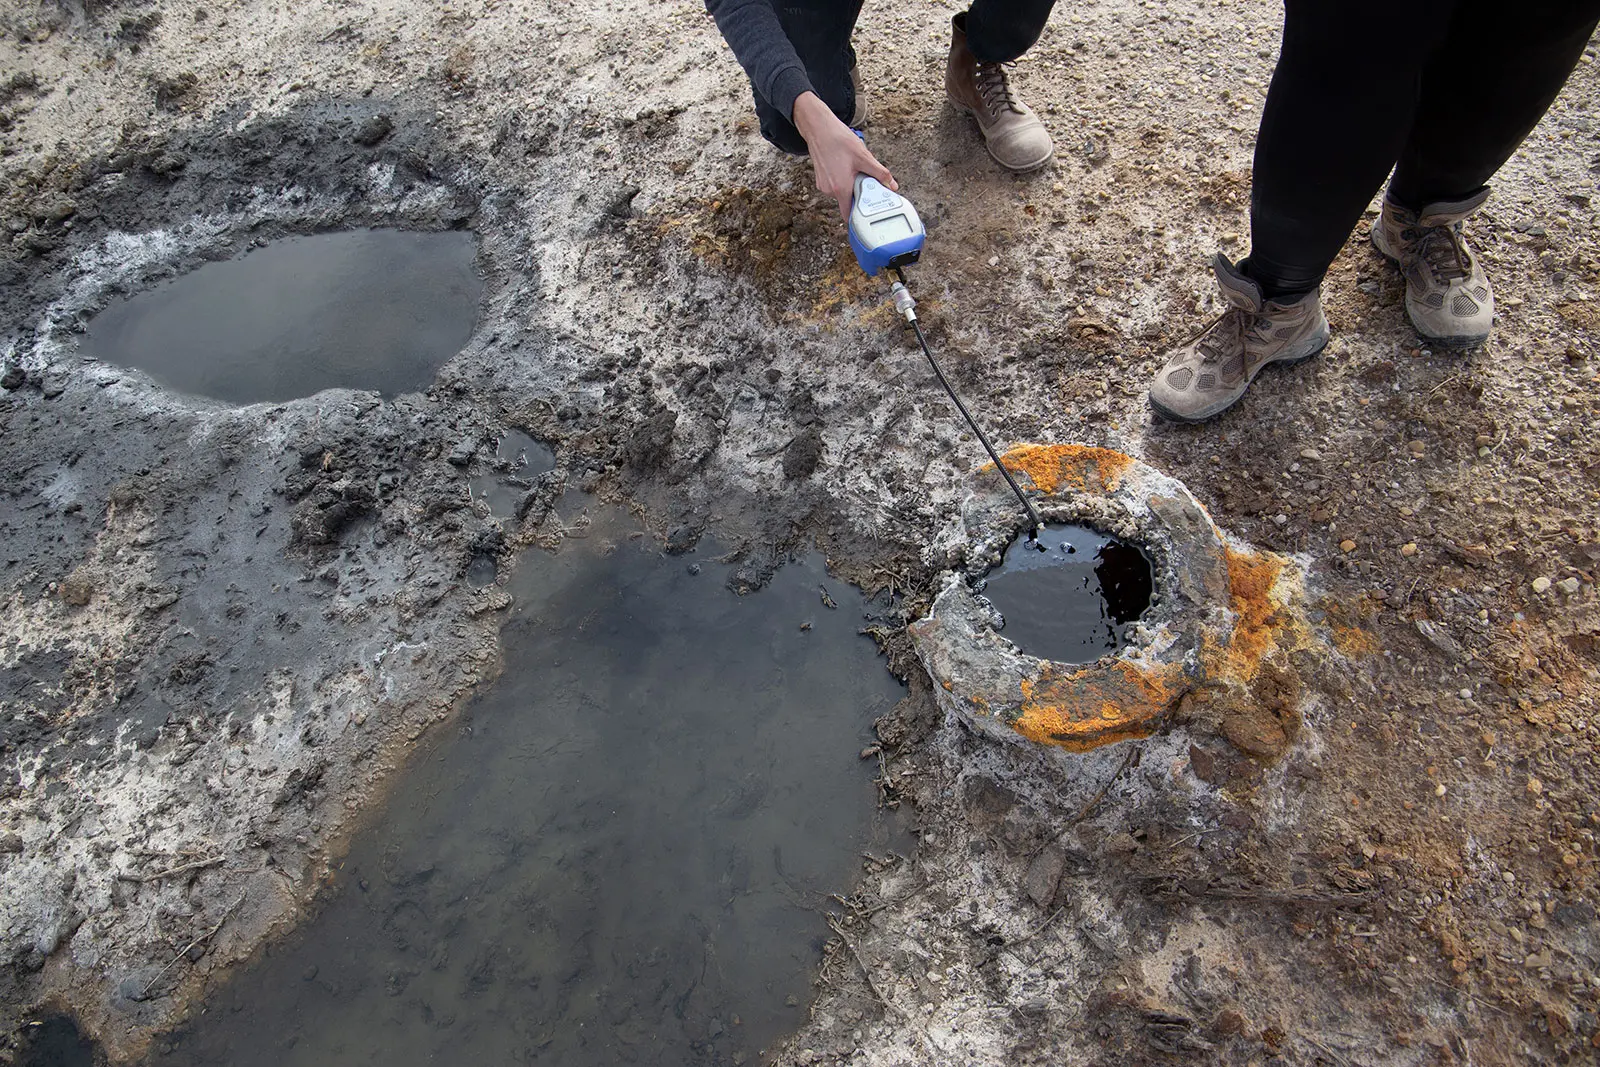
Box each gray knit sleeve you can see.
[704,0,814,121]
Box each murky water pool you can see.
[15,1016,95,1067]
[977,523,1153,663]
[79,229,480,404]
[152,506,904,1066]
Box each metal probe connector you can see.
[889,281,917,323]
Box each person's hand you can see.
[792,92,897,220]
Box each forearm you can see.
[705,0,813,120]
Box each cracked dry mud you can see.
[1,1,1598,1064]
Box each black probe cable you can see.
[891,267,1045,540]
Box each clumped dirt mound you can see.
[0,0,1597,1064]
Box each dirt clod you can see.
[352,114,394,147]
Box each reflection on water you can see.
[154,507,904,1066]
[977,523,1154,664]
[80,229,481,404]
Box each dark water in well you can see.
[80,230,480,403]
[153,508,904,1067]
[15,1015,96,1067]
[977,523,1153,664]
[471,430,557,518]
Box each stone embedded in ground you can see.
[1024,845,1067,908]
[911,444,1315,757]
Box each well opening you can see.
[975,522,1155,665]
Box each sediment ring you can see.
[911,444,1297,753]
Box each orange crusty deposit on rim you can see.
[1212,544,1290,686]
[1009,546,1296,752]
[953,444,1309,752]
[992,443,1134,496]
[1016,659,1187,751]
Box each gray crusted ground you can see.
[1,0,1598,1063]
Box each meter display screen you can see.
[868,214,916,242]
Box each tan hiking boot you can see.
[1370,189,1493,347]
[945,17,1052,172]
[1149,254,1330,423]
[849,57,866,128]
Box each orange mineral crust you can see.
[1016,659,1186,751]
[993,443,1134,496]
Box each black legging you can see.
[1248,0,1600,298]
[753,0,1057,155]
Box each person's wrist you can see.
[792,92,836,141]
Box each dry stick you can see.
[1001,745,1143,968]
[1304,1037,1352,1067]
[1421,977,1513,1019]
[140,895,245,999]
[1138,877,1374,908]
[1067,744,1141,829]
[745,435,796,459]
[1011,905,1067,949]
[826,916,908,1019]
[118,855,224,883]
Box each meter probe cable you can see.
[888,267,1045,541]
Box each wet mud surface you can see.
[470,430,556,520]
[0,0,1598,1064]
[977,524,1152,664]
[77,229,482,404]
[14,1014,95,1067]
[152,507,904,1067]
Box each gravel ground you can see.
[1,0,1597,1063]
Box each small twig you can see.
[831,878,934,919]
[1067,744,1141,829]
[141,894,245,998]
[1420,976,1513,1018]
[1305,1036,1352,1067]
[1137,876,1374,908]
[745,435,796,459]
[118,855,224,883]
[827,917,908,1018]
[1004,905,1067,962]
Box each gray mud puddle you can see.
[470,430,557,518]
[79,229,480,404]
[153,508,905,1067]
[977,523,1153,663]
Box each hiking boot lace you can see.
[975,62,1022,115]
[1409,224,1472,283]
[1191,308,1269,364]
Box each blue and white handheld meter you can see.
[848,173,925,277]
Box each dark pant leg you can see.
[753,0,865,155]
[1388,0,1600,207]
[964,0,1058,63]
[1247,0,1458,297]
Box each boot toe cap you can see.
[986,126,1053,171]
